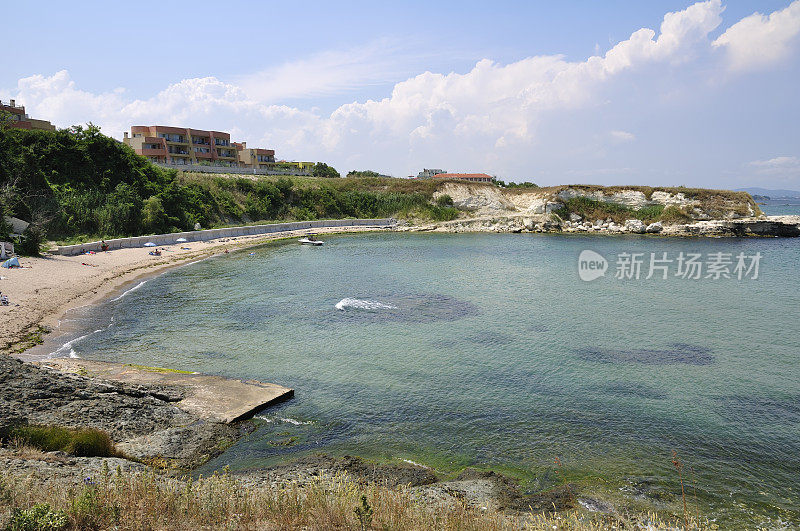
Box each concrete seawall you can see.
[56,218,396,255]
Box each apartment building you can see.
[124,126,239,166]
[0,100,56,131]
[417,168,446,179]
[232,142,275,169]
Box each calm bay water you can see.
[61,232,799,526]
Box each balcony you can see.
[192,137,210,145]
[168,148,189,155]
[160,134,187,143]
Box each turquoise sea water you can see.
[759,199,800,216]
[59,232,799,526]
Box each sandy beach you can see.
[1,225,388,354]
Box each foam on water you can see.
[335,298,398,311]
[50,329,103,359]
[110,280,149,301]
[255,415,313,426]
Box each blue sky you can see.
[2,0,799,188]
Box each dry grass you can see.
[5,439,69,463]
[0,465,715,530]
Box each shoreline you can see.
[1,224,392,356]
[7,213,800,357]
[2,223,794,527]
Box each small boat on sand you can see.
[299,236,324,246]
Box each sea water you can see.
[57,231,800,526]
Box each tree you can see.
[313,162,340,178]
[142,196,167,233]
[346,170,382,178]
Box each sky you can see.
[1,0,799,188]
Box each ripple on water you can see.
[576,343,714,365]
[712,394,800,424]
[602,382,668,400]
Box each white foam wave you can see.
[110,280,148,301]
[401,459,431,469]
[335,298,398,311]
[50,329,102,358]
[254,415,312,425]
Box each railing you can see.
[0,100,24,109]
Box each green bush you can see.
[11,426,72,452]
[10,425,118,457]
[5,504,69,531]
[17,227,42,256]
[312,162,340,178]
[435,194,454,207]
[633,204,665,223]
[142,196,167,233]
[68,429,116,457]
[660,205,693,223]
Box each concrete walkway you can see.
[35,358,293,423]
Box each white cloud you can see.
[610,130,636,142]
[748,156,800,181]
[712,0,800,71]
[750,155,799,167]
[3,1,797,184]
[236,40,421,103]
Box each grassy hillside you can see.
[0,126,457,247]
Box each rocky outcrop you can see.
[0,355,239,469]
[403,214,800,237]
[432,182,760,222]
[433,183,516,215]
[417,182,798,237]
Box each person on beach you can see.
[101,240,108,252]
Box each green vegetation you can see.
[553,197,666,224]
[0,467,711,530]
[8,426,119,458]
[493,178,539,189]
[531,184,761,216]
[660,205,694,223]
[123,363,195,374]
[436,194,454,207]
[0,126,460,245]
[312,162,340,178]
[5,503,69,531]
[10,327,49,355]
[346,170,383,178]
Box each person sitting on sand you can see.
[100,240,109,252]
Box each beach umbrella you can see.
[144,242,157,247]
[176,237,188,243]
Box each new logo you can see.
[578,250,607,281]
